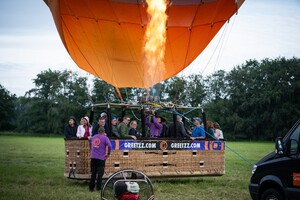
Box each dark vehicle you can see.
[249,119,300,200]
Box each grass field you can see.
[0,134,275,200]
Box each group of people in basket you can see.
[64,110,224,193]
[64,110,224,141]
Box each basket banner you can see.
[111,140,224,151]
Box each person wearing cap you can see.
[64,116,77,139]
[111,116,120,138]
[88,127,111,192]
[76,116,92,138]
[100,112,107,118]
[191,117,205,139]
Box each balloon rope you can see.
[160,108,254,166]
[200,23,228,75]
[115,87,123,100]
[131,109,141,121]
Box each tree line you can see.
[1,57,299,140]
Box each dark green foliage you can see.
[186,74,206,107]
[163,76,187,104]
[0,84,16,130]
[2,57,299,140]
[92,78,118,103]
[16,69,90,134]
[205,57,300,140]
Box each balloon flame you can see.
[144,0,168,86]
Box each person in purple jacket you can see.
[88,127,112,192]
[145,110,163,138]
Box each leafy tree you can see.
[203,70,230,136]
[164,76,187,104]
[92,78,118,103]
[92,78,147,103]
[0,84,16,130]
[224,57,300,140]
[11,57,300,139]
[204,70,228,102]
[17,69,89,134]
[185,74,206,107]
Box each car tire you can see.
[260,188,283,200]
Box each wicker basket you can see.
[64,139,225,179]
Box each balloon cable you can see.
[214,15,237,72]
[160,109,254,166]
[115,87,123,101]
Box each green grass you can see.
[0,135,274,200]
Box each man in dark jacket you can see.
[92,116,106,136]
[64,116,77,138]
[168,115,192,139]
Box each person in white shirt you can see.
[77,116,92,138]
[213,122,224,140]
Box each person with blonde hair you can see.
[129,120,142,139]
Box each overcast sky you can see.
[0,0,299,96]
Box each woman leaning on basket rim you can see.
[213,122,224,140]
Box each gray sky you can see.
[0,0,300,96]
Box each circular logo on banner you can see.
[160,141,168,150]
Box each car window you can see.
[290,124,300,155]
[290,124,300,142]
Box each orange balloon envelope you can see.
[44,0,244,89]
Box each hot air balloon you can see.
[49,1,246,182]
[44,0,244,91]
